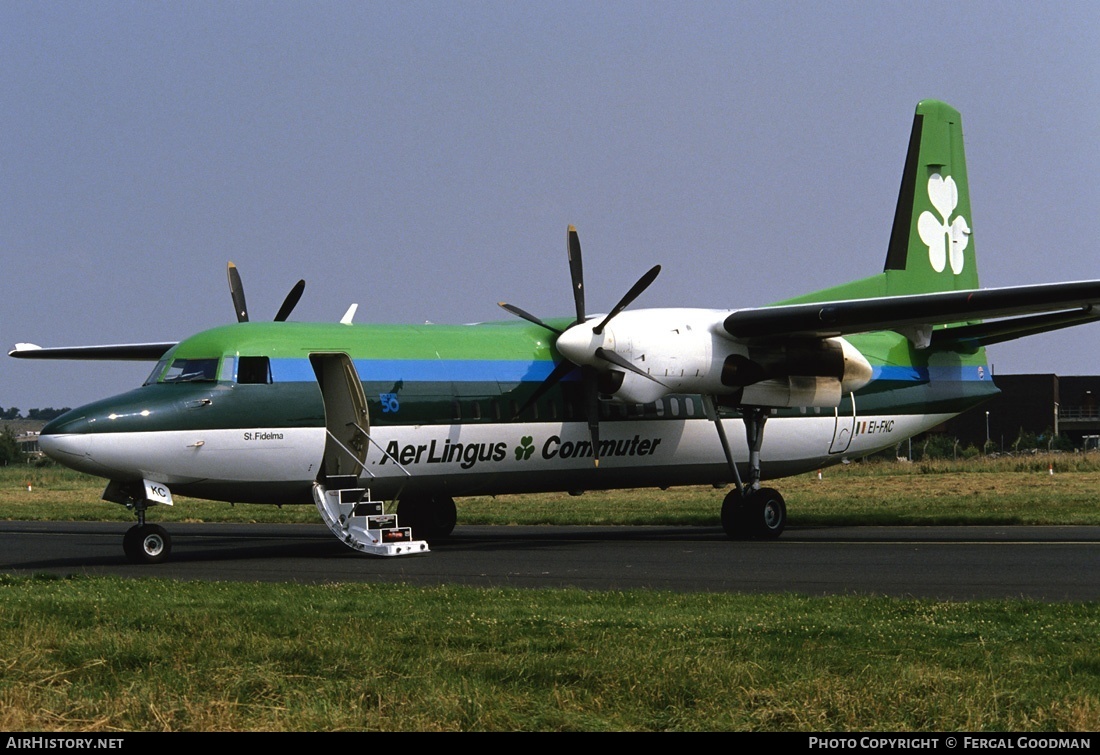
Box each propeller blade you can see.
[513,359,576,418]
[498,302,564,335]
[592,264,661,335]
[582,366,601,467]
[227,262,248,322]
[567,225,586,325]
[595,347,669,386]
[504,226,664,470]
[274,280,305,322]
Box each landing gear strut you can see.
[706,401,787,540]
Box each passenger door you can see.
[310,353,370,481]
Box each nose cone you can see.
[41,407,90,436]
[37,388,179,479]
[39,411,103,475]
[555,323,612,367]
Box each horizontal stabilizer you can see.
[723,280,1100,342]
[8,342,177,360]
[931,310,1100,350]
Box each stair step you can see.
[313,481,429,557]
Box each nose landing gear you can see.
[104,479,174,564]
[123,522,172,564]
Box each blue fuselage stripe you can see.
[260,359,987,385]
[871,365,990,382]
[269,358,568,384]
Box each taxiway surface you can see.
[2,521,1098,601]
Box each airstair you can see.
[313,475,429,557]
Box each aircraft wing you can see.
[8,342,177,360]
[722,280,1100,348]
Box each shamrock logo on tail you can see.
[917,173,970,275]
[515,436,535,461]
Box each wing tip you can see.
[9,343,42,358]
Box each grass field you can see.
[1,457,1099,731]
[2,576,1099,731]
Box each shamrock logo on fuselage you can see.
[515,436,535,461]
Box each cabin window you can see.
[564,399,575,421]
[684,398,696,417]
[162,358,219,383]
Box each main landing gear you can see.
[706,401,787,540]
[721,487,786,540]
[398,494,458,540]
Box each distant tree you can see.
[27,408,70,421]
[919,433,958,460]
[0,407,21,420]
[0,427,22,465]
[1013,427,1039,453]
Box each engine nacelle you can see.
[718,338,872,407]
[557,309,873,409]
[740,376,842,408]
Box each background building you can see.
[941,374,1100,451]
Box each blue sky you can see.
[3,1,1099,410]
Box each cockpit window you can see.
[161,358,219,383]
[237,356,272,384]
[143,358,170,386]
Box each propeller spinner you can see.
[498,226,663,465]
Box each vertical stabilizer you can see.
[882,100,978,295]
[779,100,979,306]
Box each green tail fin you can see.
[883,99,978,293]
[780,100,978,305]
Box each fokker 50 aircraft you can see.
[12,100,1100,564]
